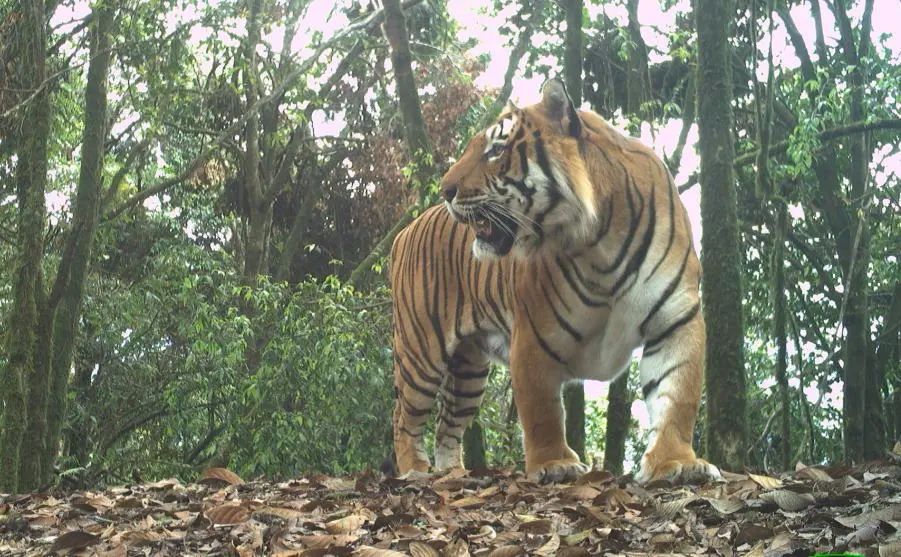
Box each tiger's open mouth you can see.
[469,209,518,255]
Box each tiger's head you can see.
[441,79,598,259]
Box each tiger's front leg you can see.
[635,307,722,484]
[510,333,589,483]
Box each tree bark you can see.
[381,0,434,194]
[562,0,586,461]
[0,0,50,493]
[695,0,748,471]
[44,3,114,480]
[772,203,790,471]
[603,374,630,475]
[462,409,487,470]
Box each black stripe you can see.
[611,185,656,295]
[639,245,692,336]
[646,175,677,282]
[555,256,610,308]
[523,303,566,364]
[399,426,423,438]
[397,360,440,397]
[645,302,700,351]
[448,386,485,399]
[642,361,685,399]
[592,173,644,274]
[400,394,432,417]
[450,366,490,380]
[540,279,584,342]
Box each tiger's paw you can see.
[528,458,590,484]
[635,457,722,485]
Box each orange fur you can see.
[390,80,719,484]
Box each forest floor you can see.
[1,457,900,557]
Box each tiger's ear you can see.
[540,78,582,138]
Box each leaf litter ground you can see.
[2,458,900,556]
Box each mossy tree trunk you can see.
[772,203,791,471]
[603,374,630,475]
[44,3,115,478]
[695,0,748,471]
[0,0,50,493]
[562,0,586,461]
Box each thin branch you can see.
[102,0,426,222]
[733,118,901,167]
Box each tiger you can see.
[388,78,721,484]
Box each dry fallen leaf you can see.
[300,534,359,549]
[325,513,367,533]
[485,546,524,557]
[409,540,441,557]
[534,534,561,556]
[704,496,744,514]
[449,496,485,509]
[354,546,406,557]
[758,489,816,512]
[748,472,784,490]
[442,538,471,557]
[50,530,100,553]
[200,467,245,486]
[206,503,250,525]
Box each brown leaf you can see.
[200,467,245,486]
[656,494,698,520]
[409,541,441,557]
[354,547,406,557]
[300,534,359,549]
[758,489,815,512]
[95,545,127,557]
[534,534,560,556]
[575,470,614,485]
[735,523,774,546]
[50,530,100,553]
[486,546,523,557]
[254,505,306,520]
[704,497,744,515]
[206,503,250,525]
[795,466,832,482]
[836,506,901,528]
[449,495,484,509]
[442,538,470,557]
[325,513,367,533]
[559,485,601,501]
[556,548,591,557]
[748,472,783,490]
[595,487,634,511]
[517,518,553,534]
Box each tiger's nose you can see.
[442,184,458,202]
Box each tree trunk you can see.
[381,0,434,194]
[603,374,630,475]
[562,0,586,461]
[462,409,487,470]
[45,2,114,480]
[695,0,748,471]
[624,0,650,120]
[0,0,50,493]
[772,203,790,471]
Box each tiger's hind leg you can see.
[635,307,721,484]
[434,341,490,471]
[392,347,443,475]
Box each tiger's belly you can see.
[466,301,641,381]
[566,306,642,381]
